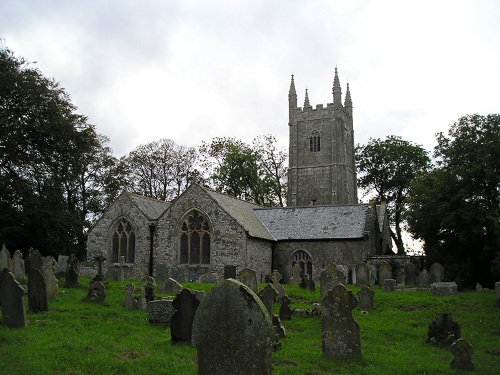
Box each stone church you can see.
[86,68,392,283]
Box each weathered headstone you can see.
[27,248,42,274]
[237,267,258,294]
[64,254,80,288]
[155,263,168,281]
[431,282,457,297]
[418,269,430,287]
[355,262,369,286]
[336,264,349,284]
[171,288,200,344]
[322,284,360,358]
[405,263,417,286]
[27,268,48,313]
[0,244,12,272]
[147,299,175,324]
[378,261,392,286]
[138,276,156,310]
[223,265,237,279]
[171,266,187,283]
[56,255,69,278]
[11,250,25,281]
[279,295,292,321]
[429,262,445,283]
[427,313,461,345]
[357,285,374,311]
[192,279,274,375]
[301,274,316,291]
[199,273,218,283]
[383,278,397,292]
[495,282,500,308]
[158,277,183,294]
[93,255,106,281]
[0,269,27,328]
[289,263,301,286]
[369,264,377,285]
[42,256,58,299]
[122,283,137,309]
[475,282,483,291]
[320,263,344,301]
[88,280,106,302]
[451,338,474,371]
[269,270,285,299]
[259,283,278,318]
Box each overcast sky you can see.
[2,0,499,160]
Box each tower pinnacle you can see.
[304,88,311,108]
[345,82,352,116]
[332,67,342,104]
[289,74,297,114]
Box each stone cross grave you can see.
[322,284,360,358]
[11,250,25,281]
[237,267,258,294]
[357,285,374,311]
[269,270,285,299]
[378,261,392,286]
[320,263,344,301]
[27,268,48,313]
[93,255,106,281]
[355,262,369,286]
[289,263,301,286]
[450,338,474,371]
[42,256,58,299]
[171,288,200,344]
[0,269,27,328]
[429,262,445,283]
[192,279,274,375]
[259,283,285,342]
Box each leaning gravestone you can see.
[355,262,369,286]
[320,263,344,301]
[418,269,431,287]
[0,244,12,272]
[237,267,258,294]
[122,283,137,309]
[171,288,200,344]
[27,268,48,313]
[451,338,474,371]
[223,265,237,279]
[158,277,183,294]
[378,261,392,286]
[429,262,445,283]
[64,254,80,288]
[11,250,25,281]
[42,256,58,299]
[495,282,500,308]
[269,270,286,299]
[0,269,27,328]
[427,313,461,345]
[357,285,374,311]
[322,284,360,358]
[192,279,274,375]
[405,263,417,286]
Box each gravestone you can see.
[320,263,344,301]
[357,285,374,311]
[93,255,106,281]
[301,274,316,291]
[27,248,42,274]
[192,279,274,375]
[431,282,458,297]
[0,269,27,328]
[495,282,500,308]
[88,280,106,302]
[171,288,200,344]
[122,283,137,309]
[147,299,175,324]
[138,276,156,310]
[11,250,25,281]
[155,263,167,281]
[57,255,68,278]
[269,270,285,299]
[429,262,445,283]
[405,263,417,286]
[64,254,80,288]
[237,267,258,293]
[418,269,430,287]
[289,263,301,286]
[451,338,474,371]
[355,262,369,286]
[427,313,461,345]
[475,282,483,291]
[0,244,12,272]
[27,268,48,313]
[369,264,377,285]
[199,273,218,283]
[171,266,187,283]
[322,284,360,358]
[378,261,392,286]
[42,256,58,299]
[336,264,349,284]
[383,279,397,292]
[279,295,292,321]
[223,265,237,279]
[117,256,126,282]
[259,283,278,319]
[158,277,183,294]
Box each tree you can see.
[199,136,287,206]
[125,139,200,201]
[407,114,500,287]
[0,47,124,259]
[355,135,431,254]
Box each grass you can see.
[1,277,499,374]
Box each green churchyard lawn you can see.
[0,277,498,374]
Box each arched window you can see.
[179,211,211,265]
[291,250,313,277]
[111,218,136,263]
[309,130,321,152]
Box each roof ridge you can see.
[127,191,170,204]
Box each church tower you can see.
[287,68,358,206]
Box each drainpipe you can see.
[148,222,156,277]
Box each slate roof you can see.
[202,187,275,241]
[254,204,372,241]
[127,192,171,220]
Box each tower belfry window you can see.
[309,131,321,152]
